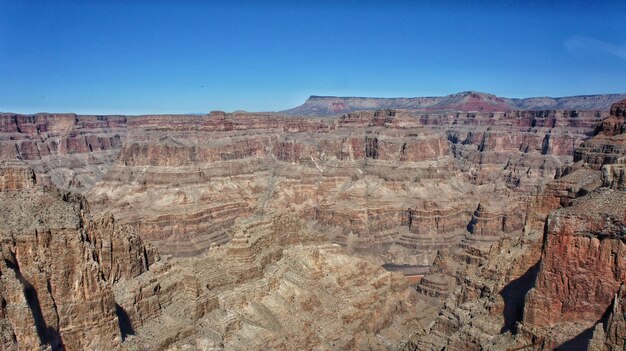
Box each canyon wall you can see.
[0,100,624,350]
[0,109,607,276]
[406,99,626,350]
[0,161,157,350]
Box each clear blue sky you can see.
[1,0,626,114]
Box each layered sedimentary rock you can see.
[0,106,606,279]
[0,113,126,192]
[0,97,624,350]
[77,109,602,271]
[282,91,626,116]
[522,188,626,347]
[406,99,626,350]
[0,162,156,350]
[519,100,626,349]
[113,214,426,350]
[0,161,426,350]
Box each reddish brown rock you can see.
[0,163,156,350]
[405,100,626,351]
[524,189,626,330]
[0,160,36,191]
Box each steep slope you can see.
[0,161,428,351]
[0,113,126,192]
[80,109,603,276]
[0,161,157,350]
[113,214,426,350]
[405,99,626,351]
[0,108,606,275]
[0,99,624,350]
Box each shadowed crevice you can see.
[116,303,135,341]
[499,261,540,334]
[557,301,614,351]
[4,259,64,351]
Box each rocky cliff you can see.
[0,113,126,192]
[0,107,606,274]
[405,99,626,351]
[111,214,426,350]
[1,98,624,350]
[0,161,157,350]
[76,108,603,276]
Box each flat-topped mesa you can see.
[281,92,626,117]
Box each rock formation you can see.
[113,214,427,350]
[74,108,603,270]
[0,113,126,192]
[0,161,156,350]
[281,92,626,116]
[405,99,626,351]
[1,97,625,350]
[0,106,609,277]
[0,162,426,350]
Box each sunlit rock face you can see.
[1,99,625,350]
[0,108,605,270]
[0,113,126,192]
[0,162,156,350]
[405,100,626,351]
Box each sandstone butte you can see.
[0,98,624,350]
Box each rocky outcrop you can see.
[0,160,36,191]
[522,188,626,347]
[111,214,425,350]
[0,163,156,350]
[519,101,626,348]
[587,285,626,351]
[406,99,626,351]
[573,102,626,170]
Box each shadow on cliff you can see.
[499,261,540,334]
[556,302,614,351]
[4,259,64,351]
[116,303,135,341]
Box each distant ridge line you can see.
[281,91,626,116]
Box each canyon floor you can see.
[0,96,625,350]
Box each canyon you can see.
[0,96,625,350]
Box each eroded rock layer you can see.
[0,163,428,350]
[0,113,126,191]
[112,214,427,350]
[0,107,608,282]
[78,109,604,267]
[1,101,623,350]
[0,162,156,350]
[405,99,626,351]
